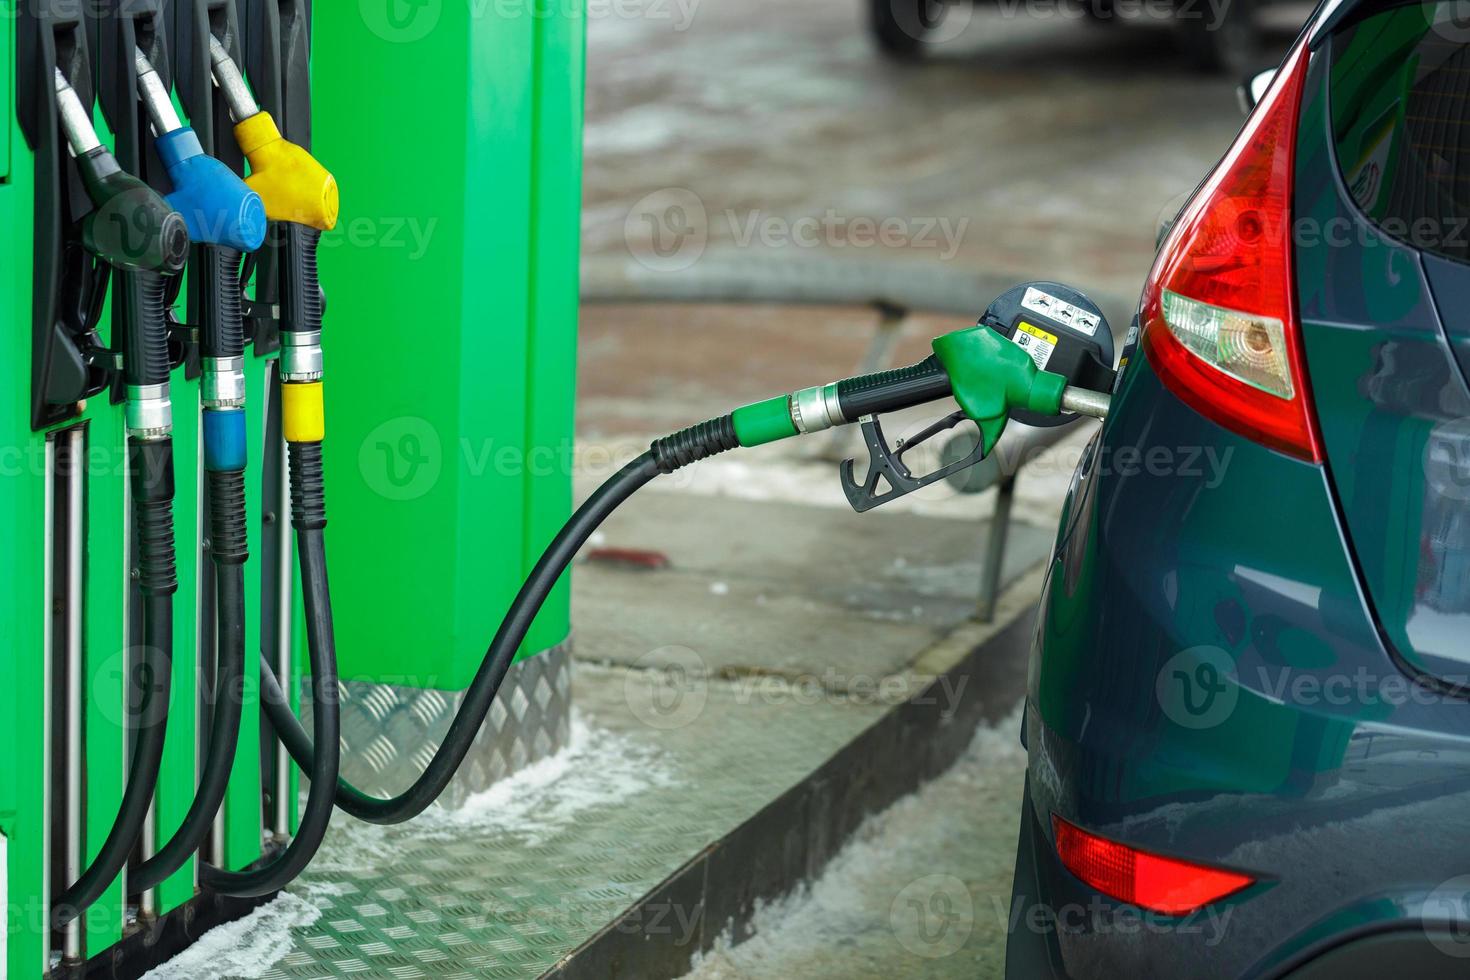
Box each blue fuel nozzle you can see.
[156,127,267,252]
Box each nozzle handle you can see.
[834,356,953,420]
[282,224,324,336]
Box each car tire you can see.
[870,0,948,60]
[1173,0,1262,76]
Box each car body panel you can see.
[1024,351,1470,977]
[1011,7,1470,977]
[1295,12,1470,687]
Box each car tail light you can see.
[1140,37,1322,461]
[1052,815,1255,914]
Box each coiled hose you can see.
[255,416,738,826]
[131,246,252,891]
[129,469,248,892]
[200,444,340,897]
[53,440,177,926]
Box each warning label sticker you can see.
[1012,321,1059,370]
[1021,286,1101,337]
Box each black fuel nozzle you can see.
[54,68,190,274]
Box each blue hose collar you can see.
[203,409,249,472]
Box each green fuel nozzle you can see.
[651,285,1115,512]
[54,68,190,274]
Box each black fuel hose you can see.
[200,444,341,897]
[53,440,177,927]
[129,469,248,892]
[132,243,252,891]
[254,357,962,837]
[257,445,673,825]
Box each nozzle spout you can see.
[208,35,260,122]
[134,47,183,136]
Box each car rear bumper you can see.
[1012,357,1470,977]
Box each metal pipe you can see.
[42,439,56,966]
[1061,386,1111,420]
[274,385,294,838]
[978,474,1017,623]
[53,68,101,156]
[134,47,184,136]
[207,36,260,123]
[61,429,85,962]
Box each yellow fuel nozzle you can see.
[234,111,339,231]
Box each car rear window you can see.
[1330,2,1470,263]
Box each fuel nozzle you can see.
[645,282,1117,511]
[208,37,338,231]
[55,68,190,273]
[134,48,266,252]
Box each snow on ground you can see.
[307,710,681,874]
[683,702,1028,980]
[139,894,320,980]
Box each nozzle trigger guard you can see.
[839,411,986,513]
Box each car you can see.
[870,0,1281,74]
[1004,0,1470,975]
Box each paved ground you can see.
[576,2,1301,979]
[683,703,1030,980]
[582,0,1302,303]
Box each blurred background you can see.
[576,0,1307,441]
[562,3,1308,977]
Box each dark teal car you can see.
[1006,1,1470,975]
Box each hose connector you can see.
[203,408,248,473]
[126,383,173,442]
[202,356,247,410]
[280,330,324,382]
[788,383,845,435]
[282,382,325,444]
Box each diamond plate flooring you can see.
[225,485,1051,980]
[265,665,893,979]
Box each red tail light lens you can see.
[1140,38,1322,461]
[1053,814,1255,915]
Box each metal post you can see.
[60,428,85,962]
[274,383,293,839]
[978,474,1018,623]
